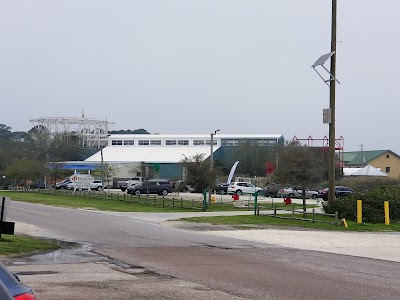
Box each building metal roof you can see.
[107,133,283,139]
[85,145,215,163]
[85,133,284,164]
[343,150,400,166]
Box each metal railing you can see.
[9,187,205,211]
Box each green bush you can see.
[323,185,400,223]
[318,177,400,193]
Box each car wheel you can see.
[60,187,65,190]
[311,194,317,199]
[97,186,102,191]
[161,189,168,196]
[236,190,242,195]
[121,188,126,192]
[134,190,141,196]
[221,190,225,195]
[288,193,294,197]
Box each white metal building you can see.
[84,133,284,179]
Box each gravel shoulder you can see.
[168,220,400,262]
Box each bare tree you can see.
[274,141,326,216]
[181,154,213,192]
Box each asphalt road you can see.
[6,201,400,300]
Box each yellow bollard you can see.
[384,200,390,225]
[211,195,215,203]
[357,200,362,224]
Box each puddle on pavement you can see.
[20,239,104,264]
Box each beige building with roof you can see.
[342,150,400,179]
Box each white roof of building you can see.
[85,145,215,163]
[108,133,283,139]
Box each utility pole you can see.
[328,0,337,204]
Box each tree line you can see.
[0,123,333,193]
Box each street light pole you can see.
[328,0,337,204]
[209,129,220,205]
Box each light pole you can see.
[209,129,220,205]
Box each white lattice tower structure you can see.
[29,116,115,148]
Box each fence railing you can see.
[7,188,335,223]
[258,205,339,225]
[9,187,205,211]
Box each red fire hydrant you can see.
[232,194,240,201]
[284,197,292,205]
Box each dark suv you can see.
[126,179,173,196]
[55,179,71,189]
[318,186,355,201]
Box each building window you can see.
[386,167,391,173]
[221,139,239,146]
[193,140,205,145]
[138,140,150,145]
[123,140,135,145]
[205,140,217,146]
[150,140,161,145]
[111,140,123,145]
[166,140,177,145]
[386,154,390,158]
[178,140,189,145]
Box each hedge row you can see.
[323,185,400,223]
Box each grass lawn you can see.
[178,214,400,232]
[0,191,311,212]
[0,235,60,256]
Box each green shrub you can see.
[319,177,400,193]
[323,185,400,223]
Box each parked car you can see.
[277,187,319,199]
[126,179,173,196]
[0,261,37,299]
[89,180,103,191]
[213,183,229,194]
[318,186,355,201]
[0,280,13,300]
[260,184,281,196]
[118,177,142,192]
[227,182,262,195]
[277,187,302,198]
[54,179,71,189]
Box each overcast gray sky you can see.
[0,1,398,152]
